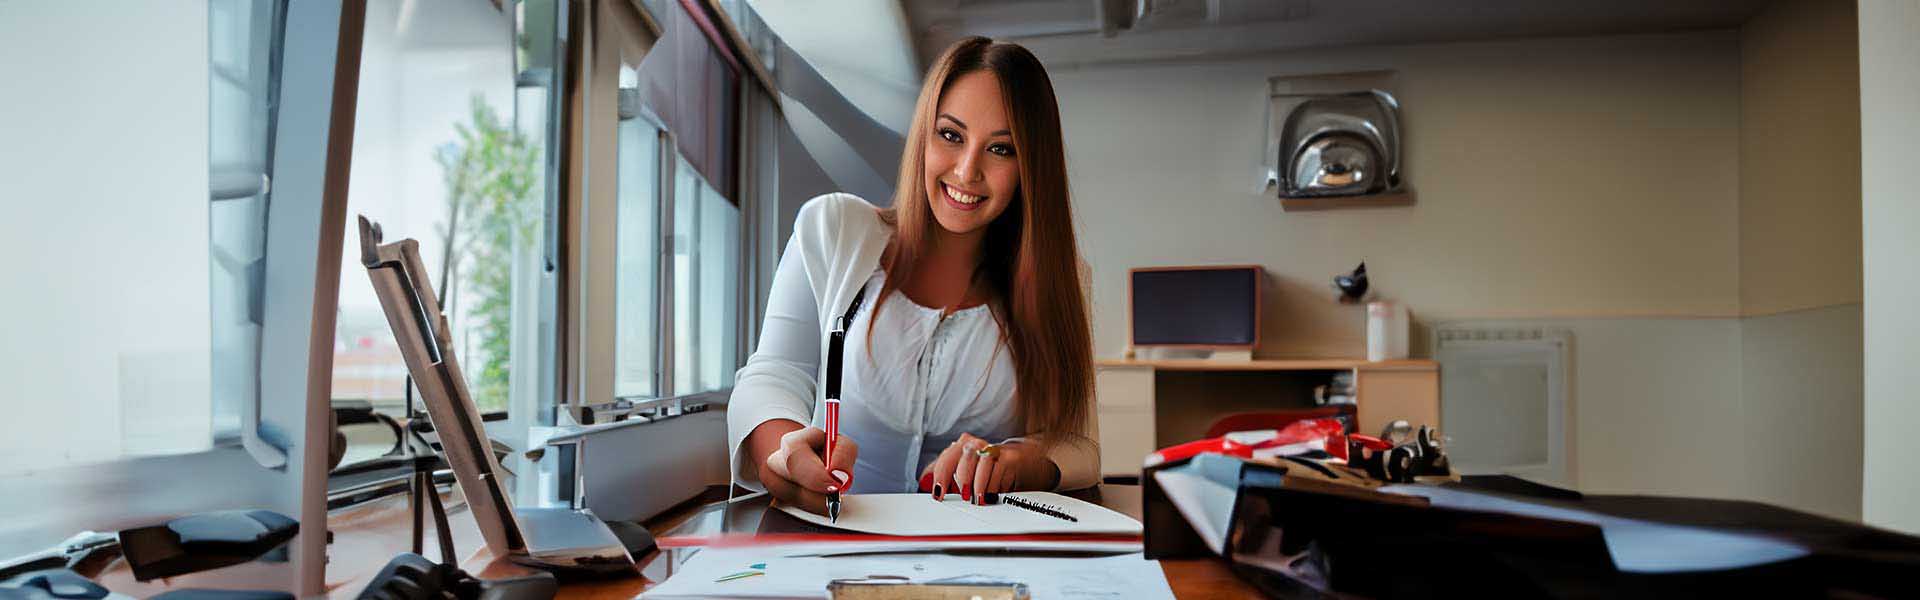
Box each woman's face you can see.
[923,70,1019,239]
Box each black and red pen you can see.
[824,313,849,523]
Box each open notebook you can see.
[774,492,1142,536]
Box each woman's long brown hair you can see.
[872,37,1092,445]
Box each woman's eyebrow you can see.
[938,113,1011,138]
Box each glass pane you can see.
[698,179,741,391]
[337,0,530,430]
[513,0,561,433]
[209,0,278,442]
[615,65,661,400]
[671,152,740,396]
[673,154,699,396]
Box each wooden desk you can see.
[322,484,1261,599]
[1094,358,1440,477]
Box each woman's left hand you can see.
[922,433,1060,505]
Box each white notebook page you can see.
[774,492,1143,536]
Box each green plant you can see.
[435,95,540,412]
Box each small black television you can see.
[1129,265,1264,351]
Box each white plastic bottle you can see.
[1367,301,1410,362]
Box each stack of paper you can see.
[639,542,1174,599]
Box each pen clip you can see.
[825,326,846,402]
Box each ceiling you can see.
[901,0,1775,69]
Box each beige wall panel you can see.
[1056,31,1743,360]
[1739,0,1862,316]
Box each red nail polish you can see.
[919,472,935,493]
[961,484,971,500]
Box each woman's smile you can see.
[942,182,986,211]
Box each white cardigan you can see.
[727,193,1100,492]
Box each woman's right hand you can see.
[753,423,858,516]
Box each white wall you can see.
[1741,304,1862,520]
[1860,0,1920,534]
[0,1,212,473]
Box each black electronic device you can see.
[356,553,555,600]
[117,510,298,582]
[1129,265,1263,353]
[1333,262,1369,303]
[0,569,110,600]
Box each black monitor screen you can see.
[1131,267,1260,346]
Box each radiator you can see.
[1432,325,1574,487]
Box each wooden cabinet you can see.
[1093,358,1440,477]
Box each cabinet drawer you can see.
[1097,407,1155,476]
[1094,366,1154,410]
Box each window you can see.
[615,69,664,401]
[678,154,742,395]
[335,0,545,451]
[2,1,355,576]
[0,0,277,478]
[613,120,742,404]
[607,0,746,409]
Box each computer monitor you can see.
[1129,265,1264,354]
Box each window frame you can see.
[608,122,742,413]
[570,0,757,424]
[0,2,364,596]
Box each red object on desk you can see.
[1145,417,1349,467]
[1202,405,1354,439]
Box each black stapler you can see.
[117,510,298,582]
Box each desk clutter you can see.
[633,488,1162,599]
[1143,451,1920,597]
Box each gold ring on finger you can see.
[975,443,1001,458]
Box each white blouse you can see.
[727,193,1100,493]
[838,268,1016,493]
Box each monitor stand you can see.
[1131,346,1254,363]
[1203,349,1254,362]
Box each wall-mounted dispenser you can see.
[1262,80,1410,210]
[1281,90,1401,197]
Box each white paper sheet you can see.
[638,544,1175,600]
[772,492,1143,536]
[1149,466,1238,553]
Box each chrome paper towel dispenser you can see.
[1271,90,1403,199]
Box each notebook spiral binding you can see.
[1002,495,1078,523]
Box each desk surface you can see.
[1097,357,1436,371]
[320,484,1261,599]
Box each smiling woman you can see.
[729,37,1098,517]
[924,72,1021,233]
